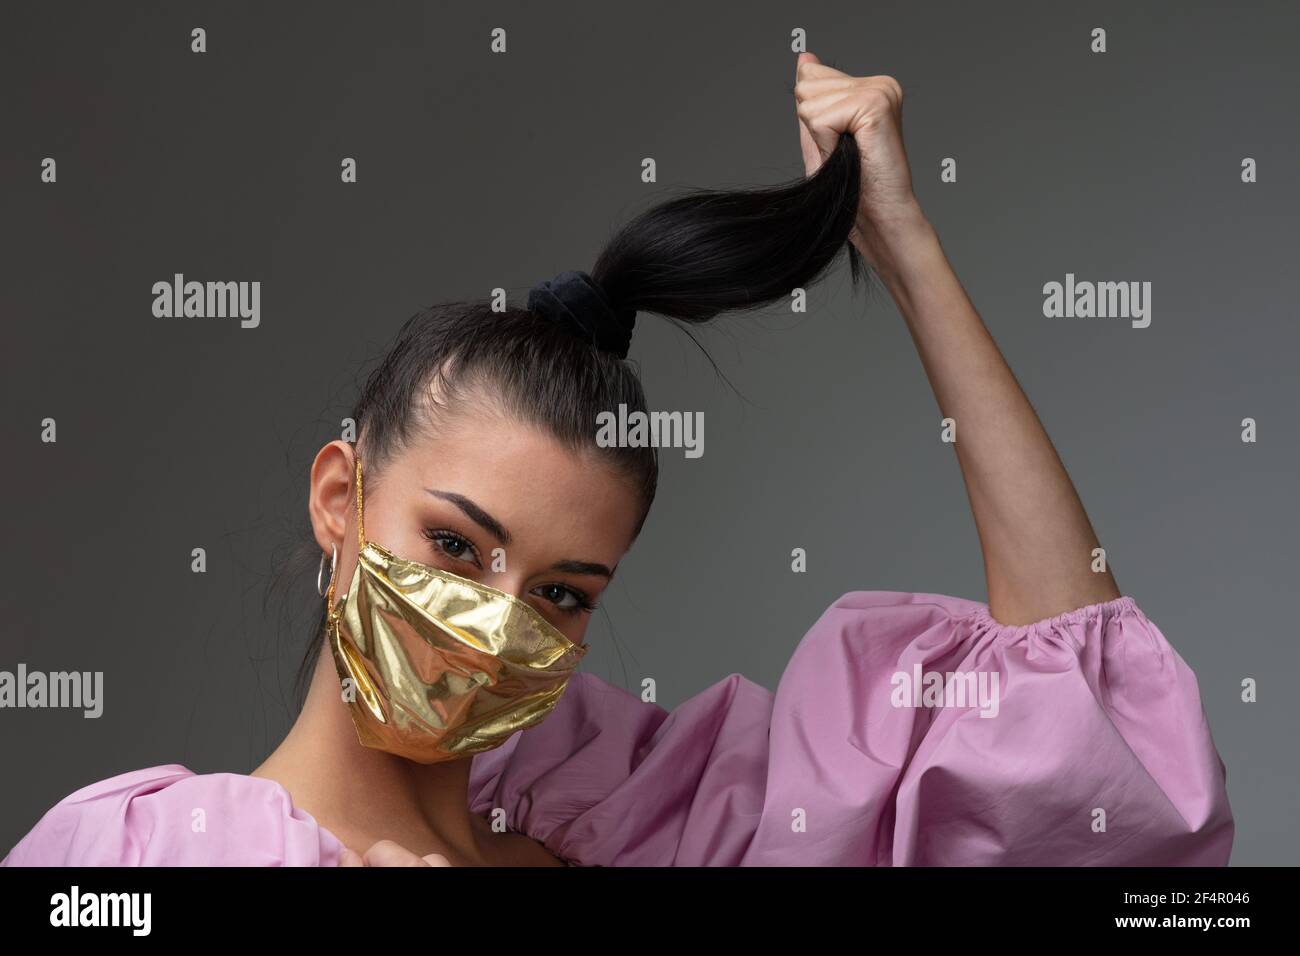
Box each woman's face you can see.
[310,402,644,644]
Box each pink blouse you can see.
[1,591,1234,866]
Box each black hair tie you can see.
[527,269,637,359]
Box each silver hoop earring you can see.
[316,543,338,597]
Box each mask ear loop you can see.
[354,452,367,550]
[325,452,367,624]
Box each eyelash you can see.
[422,528,483,568]
[420,528,598,616]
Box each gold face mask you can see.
[324,453,589,764]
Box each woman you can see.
[3,53,1232,867]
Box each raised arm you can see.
[795,52,1120,624]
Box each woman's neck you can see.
[251,646,491,865]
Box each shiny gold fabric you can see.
[325,453,588,764]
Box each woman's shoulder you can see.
[2,763,344,867]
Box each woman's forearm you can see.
[859,204,1121,624]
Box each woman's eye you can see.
[532,583,595,615]
[422,529,481,568]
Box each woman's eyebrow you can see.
[424,489,511,544]
[424,489,613,578]
[549,559,614,580]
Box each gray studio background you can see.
[2,1,1296,865]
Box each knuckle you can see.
[863,87,897,112]
[363,839,416,866]
[866,74,903,101]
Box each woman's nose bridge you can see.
[484,569,529,602]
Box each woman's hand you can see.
[793,51,927,269]
[338,840,453,867]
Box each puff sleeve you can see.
[1,764,345,866]
[466,591,1233,866]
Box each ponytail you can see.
[592,132,867,327]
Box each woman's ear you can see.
[308,440,358,559]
